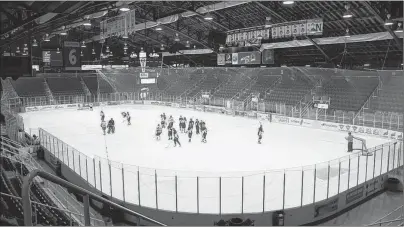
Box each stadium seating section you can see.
[11,78,47,97]
[3,69,403,117]
[46,77,85,96]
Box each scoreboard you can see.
[42,50,63,67]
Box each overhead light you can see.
[344,28,350,38]
[265,16,273,28]
[384,14,393,26]
[16,47,20,53]
[122,33,128,39]
[119,4,130,12]
[343,5,353,18]
[204,12,214,21]
[60,31,67,36]
[56,48,60,54]
[219,45,224,50]
[22,51,28,56]
[83,20,91,26]
[155,25,162,31]
[139,47,146,56]
[282,1,294,5]
[193,45,196,49]
[174,33,180,42]
[160,44,165,51]
[32,39,38,47]
[106,46,110,53]
[185,41,190,48]
[44,34,50,42]
[124,43,128,50]
[130,52,137,58]
[81,51,83,57]
[23,44,28,52]
[124,49,127,55]
[92,48,96,55]
[305,65,311,67]
[81,41,86,48]
[396,22,403,33]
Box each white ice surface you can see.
[21,105,397,213]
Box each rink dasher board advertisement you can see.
[25,104,79,112]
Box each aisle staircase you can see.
[43,80,56,105]
[79,77,92,96]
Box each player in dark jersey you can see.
[126,112,131,125]
[100,111,105,121]
[258,123,264,144]
[195,119,200,134]
[107,118,115,134]
[168,127,173,140]
[179,116,183,132]
[187,124,193,142]
[173,128,181,147]
[201,127,207,143]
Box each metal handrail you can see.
[369,205,404,226]
[22,169,166,226]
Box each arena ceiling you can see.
[0,1,403,69]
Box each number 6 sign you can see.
[64,41,81,70]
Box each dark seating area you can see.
[46,77,85,96]
[323,76,379,112]
[11,78,47,97]
[370,74,404,113]
[82,76,115,94]
[266,76,312,106]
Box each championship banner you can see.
[226,28,271,46]
[100,9,136,39]
[237,51,261,65]
[272,18,323,39]
[63,41,81,70]
[217,53,225,66]
[262,49,274,64]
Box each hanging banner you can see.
[262,49,274,64]
[63,41,81,70]
[217,53,225,66]
[100,9,136,39]
[225,54,232,65]
[226,27,271,46]
[271,18,322,39]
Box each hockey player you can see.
[187,124,193,142]
[183,117,187,130]
[168,116,174,129]
[179,116,183,132]
[100,120,107,135]
[107,118,115,134]
[161,117,166,129]
[195,119,200,134]
[155,124,162,140]
[258,123,264,144]
[126,112,131,125]
[100,111,105,121]
[121,112,127,118]
[168,127,173,140]
[201,126,207,143]
[188,118,194,130]
[173,128,181,147]
[345,132,361,152]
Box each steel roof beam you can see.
[360,1,402,51]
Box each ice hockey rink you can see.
[20,105,394,213]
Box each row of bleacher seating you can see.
[5,70,403,115]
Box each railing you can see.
[37,127,403,214]
[368,205,404,226]
[21,170,166,226]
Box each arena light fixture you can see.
[32,39,38,47]
[343,5,353,18]
[22,51,28,56]
[81,41,86,48]
[130,51,137,58]
[160,44,165,51]
[265,17,273,28]
[106,46,110,53]
[81,50,84,56]
[60,31,67,36]
[282,1,294,5]
[174,33,180,42]
[83,20,92,26]
[15,46,20,53]
[396,23,403,33]
[384,14,393,26]
[122,33,128,39]
[204,12,214,21]
[44,34,50,42]
[56,48,60,54]
[23,44,28,52]
[185,41,190,48]
[344,28,351,38]
[155,25,163,31]
[119,4,130,12]
[123,43,128,50]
